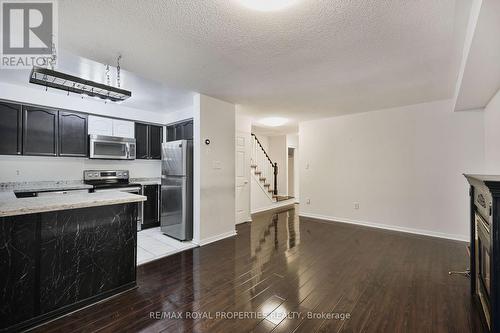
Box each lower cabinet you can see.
[0,204,137,332]
[142,184,160,229]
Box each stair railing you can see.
[251,133,278,195]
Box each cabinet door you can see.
[135,123,149,159]
[166,125,176,142]
[142,185,160,228]
[174,124,183,141]
[88,115,113,136]
[149,125,163,159]
[0,102,22,155]
[112,119,134,138]
[23,106,58,156]
[181,120,193,140]
[59,111,88,157]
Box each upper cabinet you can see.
[88,116,113,136]
[0,99,164,160]
[23,106,58,156]
[112,119,135,138]
[135,123,163,160]
[0,102,22,155]
[166,119,193,142]
[135,123,149,159]
[88,116,134,138]
[58,111,88,157]
[149,125,162,159]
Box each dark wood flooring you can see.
[30,206,486,332]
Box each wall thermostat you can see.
[205,139,211,145]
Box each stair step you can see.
[264,184,270,187]
[251,164,257,168]
[274,195,292,201]
[268,189,274,193]
[254,171,262,175]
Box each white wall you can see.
[484,89,500,173]
[0,156,160,182]
[268,135,288,195]
[193,94,236,245]
[299,99,484,241]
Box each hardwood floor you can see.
[31,206,486,332]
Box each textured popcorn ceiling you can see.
[58,0,471,122]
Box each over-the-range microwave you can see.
[89,134,136,160]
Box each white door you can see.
[235,132,251,224]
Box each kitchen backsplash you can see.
[0,155,161,182]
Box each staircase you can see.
[251,133,279,202]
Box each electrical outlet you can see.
[306,198,311,205]
[354,202,360,210]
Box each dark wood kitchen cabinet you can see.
[23,106,58,156]
[135,123,163,160]
[0,101,22,155]
[58,111,88,157]
[166,119,193,142]
[149,125,162,159]
[142,184,160,229]
[135,123,149,159]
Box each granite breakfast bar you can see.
[0,191,146,332]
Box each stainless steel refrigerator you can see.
[161,140,193,241]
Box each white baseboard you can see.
[299,212,468,242]
[251,199,296,215]
[194,230,237,246]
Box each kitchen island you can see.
[0,191,146,332]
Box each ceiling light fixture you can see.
[239,0,298,11]
[259,117,289,127]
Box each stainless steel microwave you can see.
[89,134,136,160]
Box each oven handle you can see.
[94,187,141,193]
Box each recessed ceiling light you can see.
[259,117,289,127]
[239,0,298,11]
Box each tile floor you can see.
[137,227,197,265]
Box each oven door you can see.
[476,213,491,327]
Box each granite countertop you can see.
[130,178,161,186]
[0,180,93,193]
[0,191,146,218]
